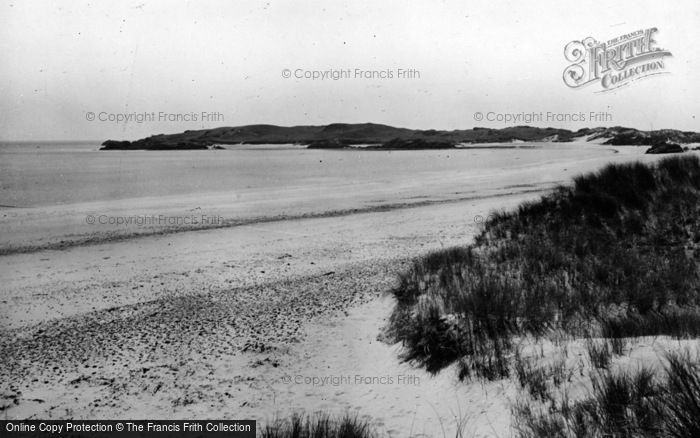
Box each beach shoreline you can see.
[0,145,678,435]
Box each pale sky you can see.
[1,0,698,141]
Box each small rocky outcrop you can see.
[645,142,684,154]
[378,138,457,149]
[306,139,349,149]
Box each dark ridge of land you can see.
[100,124,700,150]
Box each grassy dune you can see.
[263,156,700,437]
[388,155,700,380]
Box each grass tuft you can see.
[585,339,612,369]
[261,413,377,438]
[661,351,700,438]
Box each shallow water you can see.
[0,142,612,208]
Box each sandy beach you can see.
[0,144,671,436]
[4,1,700,436]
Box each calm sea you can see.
[0,141,612,209]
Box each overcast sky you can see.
[1,0,698,141]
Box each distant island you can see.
[101,123,700,153]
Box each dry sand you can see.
[0,145,678,436]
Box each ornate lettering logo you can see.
[564,28,671,91]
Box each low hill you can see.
[100,123,700,150]
[584,126,700,145]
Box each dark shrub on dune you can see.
[389,156,700,379]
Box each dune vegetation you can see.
[261,413,377,438]
[259,349,700,437]
[262,156,700,438]
[378,155,700,436]
[388,155,700,380]
[512,350,700,438]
